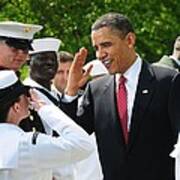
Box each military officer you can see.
[0,21,42,71]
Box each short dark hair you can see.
[0,97,20,123]
[91,12,134,38]
[58,51,74,63]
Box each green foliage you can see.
[0,0,179,65]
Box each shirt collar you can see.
[116,55,142,86]
[124,55,142,84]
[169,55,180,66]
[24,77,50,91]
[51,84,62,97]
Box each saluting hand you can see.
[65,47,92,96]
[29,89,46,111]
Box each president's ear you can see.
[125,32,136,48]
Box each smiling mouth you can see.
[102,59,111,68]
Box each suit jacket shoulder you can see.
[88,75,114,94]
[154,55,179,71]
[151,62,178,80]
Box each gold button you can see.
[24,27,32,33]
[30,115,34,121]
[32,127,36,132]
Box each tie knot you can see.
[119,75,126,85]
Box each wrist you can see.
[65,86,79,96]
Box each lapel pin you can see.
[142,89,149,94]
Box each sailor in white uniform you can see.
[0,70,93,180]
[23,38,76,180]
[22,38,61,134]
[170,134,180,180]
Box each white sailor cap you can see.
[83,59,109,77]
[0,21,43,50]
[29,37,61,55]
[0,21,42,40]
[0,70,29,106]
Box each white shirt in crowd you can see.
[170,134,180,180]
[23,77,76,180]
[0,104,93,180]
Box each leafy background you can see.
[0,0,179,65]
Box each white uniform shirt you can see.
[23,77,60,103]
[23,78,76,180]
[0,105,93,180]
[23,77,60,134]
[73,96,103,180]
[74,133,103,180]
[170,134,180,180]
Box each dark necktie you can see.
[117,75,128,144]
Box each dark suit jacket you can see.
[155,55,180,72]
[63,61,180,180]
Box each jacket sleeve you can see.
[18,104,93,169]
[61,83,95,135]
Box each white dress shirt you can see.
[0,104,93,180]
[116,56,142,131]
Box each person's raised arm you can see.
[65,47,92,96]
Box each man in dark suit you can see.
[63,13,180,180]
[155,36,180,71]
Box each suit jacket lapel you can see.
[128,62,155,150]
[101,75,126,146]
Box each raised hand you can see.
[65,47,92,96]
[29,89,47,111]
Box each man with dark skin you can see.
[21,38,61,133]
[28,50,58,91]
[62,12,180,180]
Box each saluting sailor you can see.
[0,70,93,180]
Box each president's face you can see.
[91,27,136,74]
